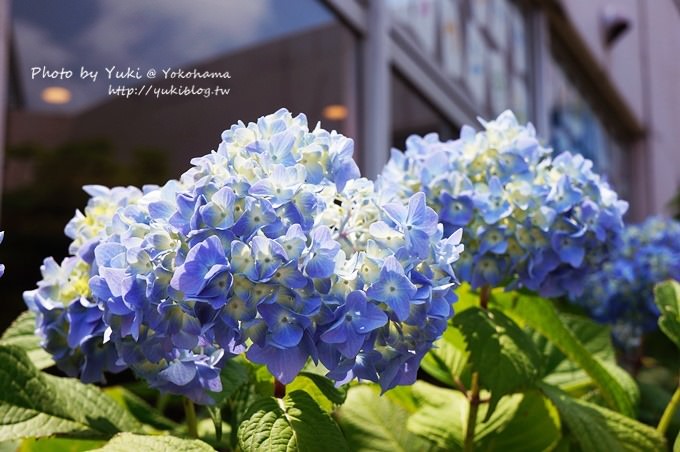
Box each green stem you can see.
[657,381,680,435]
[183,397,199,438]
[480,285,491,310]
[463,372,480,452]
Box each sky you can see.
[12,0,333,112]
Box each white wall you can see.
[643,0,680,214]
[559,0,680,216]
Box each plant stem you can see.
[454,376,469,394]
[274,379,286,398]
[183,397,198,438]
[657,381,680,435]
[463,372,480,452]
[480,285,491,310]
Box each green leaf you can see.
[540,383,666,452]
[238,390,348,452]
[221,361,276,448]
[674,430,679,452]
[0,345,142,441]
[537,313,639,407]
[286,372,346,412]
[453,307,542,412]
[421,324,468,387]
[211,359,250,406]
[18,437,106,452]
[479,391,561,452]
[47,376,142,435]
[103,386,178,431]
[0,440,19,452]
[655,280,680,348]
[599,360,640,408]
[384,385,421,414]
[0,311,54,370]
[493,291,636,416]
[535,312,614,379]
[407,381,519,450]
[407,381,560,451]
[406,383,467,450]
[92,433,214,451]
[558,313,615,361]
[251,362,275,397]
[335,385,434,452]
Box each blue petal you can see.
[352,302,388,333]
[320,320,349,344]
[338,331,366,358]
[246,343,308,384]
[406,229,431,258]
[148,200,175,220]
[382,202,408,226]
[306,254,336,278]
[95,243,126,268]
[159,361,197,386]
[271,322,303,348]
[407,192,437,234]
[366,272,416,321]
[272,262,308,288]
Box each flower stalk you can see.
[183,397,198,439]
[274,379,286,399]
[463,372,481,452]
[657,381,680,435]
[480,285,491,310]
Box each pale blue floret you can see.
[304,226,342,279]
[366,256,417,321]
[170,236,232,308]
[382,192,439,259]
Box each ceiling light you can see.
[322,104,348,121]
[41,86,72,104]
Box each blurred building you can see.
[4,0,680,219]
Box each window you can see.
[546,51,632,200]
[387,0,529,120]
[392,70,457,148]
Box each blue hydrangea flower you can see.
[27,109,464,403]
[378,110,628,299]
[579,217,680,345]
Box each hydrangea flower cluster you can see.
[24,186,146,382]
[26,109,462,404]
[579,217,680,342]
[378,110,628,298]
